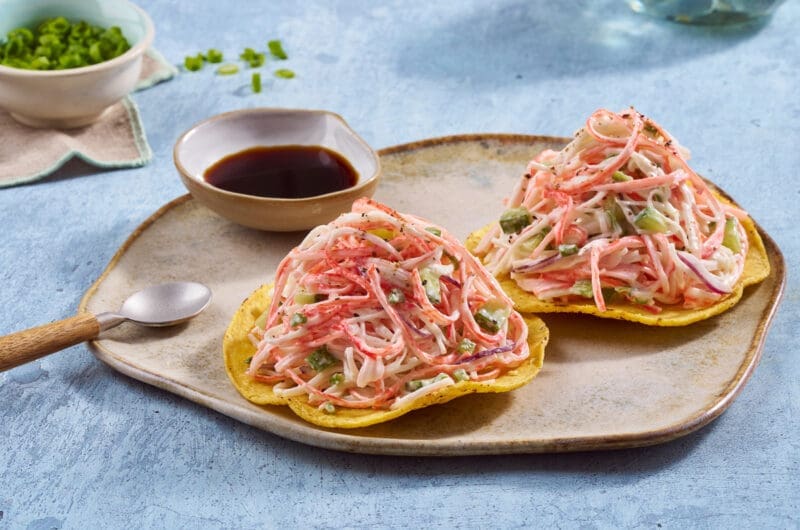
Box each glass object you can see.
[628,0,785,24]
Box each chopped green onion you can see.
[612,171,633,182]
[405,373,450,392]
[268,39,288,59]
[274,68,295,79]
[330,373,344,385]
[206,48,223,63]
[30,56,51,70]
[453,369,470,382]
[387,288,405,305]
[216,63,239,75]
[499,207,532,234]
[1,18,131,71]
[244,356,253,365]
[306,346,337,372]
[722,217,741,253]
[457,338,476,353]
[474,301,510,334]
[405,379,424,392]
[558,244,578,256]
[294,291,322,305]
[634,206,669,233]
[322,402,336,414]
[419,268,441,305]
[239,47,265,67]
[613,286,650,305]
[249,53,265,68]
[252,72,262,93]
[184,54,204,71]
[425,226,442,237]
[290,313,307,327]
[516,227,550,257]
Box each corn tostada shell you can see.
[223,283,549,428]
[466,192,770,327]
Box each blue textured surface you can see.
[1,1,798,528]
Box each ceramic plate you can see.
[80,135,785,456]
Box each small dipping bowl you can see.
[174,108,381,232]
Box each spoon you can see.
[0,282,212,372]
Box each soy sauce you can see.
[204,145,358,199]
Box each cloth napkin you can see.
[0,49,177,188]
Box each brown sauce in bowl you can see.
[204,145,358,199]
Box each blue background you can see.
[1,1,797,528]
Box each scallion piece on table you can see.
[216,63,239,75]
[240,47,265,67]
[249,53,265,68]
[206,48,223,63]
[268,39,288,59]
[184,54,204,71]
[274,68,295,79]
[252,72,262,93]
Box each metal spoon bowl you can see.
[0,282,212,372]
[96,282,212,330]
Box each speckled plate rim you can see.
[79,134,787,456]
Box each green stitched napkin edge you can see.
[136,48,178,90]
[0,97,152,188]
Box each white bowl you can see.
[174,108,382,232]
[0,0,154,128]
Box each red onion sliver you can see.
[401,315,432,337]
[512,253,560,274]
[677,252,731,295]
[457,343,515,364]
[440,275,462,288]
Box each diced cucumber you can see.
[634,206,668,233]
[500,207,532,234]
[419,268,441,305]
[722,217,741,253]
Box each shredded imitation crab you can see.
[475,108,749,313]
[246,198,530,412]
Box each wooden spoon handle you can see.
[0,313,100,372]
